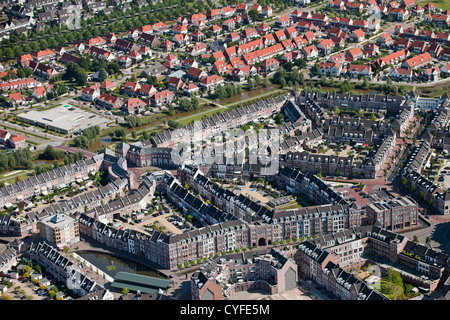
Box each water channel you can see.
[77,251,165,279]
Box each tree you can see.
[413,235,419,243]
[362,76,369,89]
[274,112,284,125]
[248,8,258,21]
[121,287,129,294]
[167,119,180,130]
[294,59,307,69]
[98,68,108,83]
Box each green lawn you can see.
[418,0,450,9]
[277,201,303,210]
[176,107,222,126]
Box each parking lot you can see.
[435,161,450,190]
[121,210,190,236]
[234,182,275,204]
[3,277,54,300]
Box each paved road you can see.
[55,145,97,158]
[0,119,66,147]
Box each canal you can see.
[219,85,281,105]
[77,251,166,279]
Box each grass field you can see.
[418,0,450,10]
[414,82,450,98]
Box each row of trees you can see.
[247,74,271,91]
[178,96,200,112]
[272,67,305,88]
[0,149,34,173]
[72,125,101,149]
[0,0,215,62]
[39,145,65,161]
[125,114,155,128]
[213,83,242,100]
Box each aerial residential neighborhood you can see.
[0,0,450,306]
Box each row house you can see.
[115,38,140,53]
[0,78,35,92]
[347,64,372,79]
[349,29,366,42]
[346,47,365,62]
[363,43,380,57]
[222,19,236,31]
[33,49,55,62]
[376,33,395,47]
[420,67,441,82]
[436,32,450,43]
[410,40,427,54]
[328,52,346,65]
[81,85,100,102]
[327,27,346,39]
[308,13,329,27]
[138,33,160,47]
[319,62,344,77]
[160,39,174,52]
[88,46,115,62]
[275,15,291,29]
[346,1,365,12]
[317,39,335,55]
[376,49,408,68]
[85,36,106,47]
[243,43,284,65]
[191,30,206,42]
[167,77,185,92]
[259,58,279,73]
[151,90,175,107]
[424,14,450,27]
[96,93,123,109]
[388,7,409,21]
[232,65,257,82]
[26,60,55,79]
[209,24,223,36]
[301,45,319,61]
[212,60,233,75]
[200,74,224,91]
[0,157,101,208]
[122,98,147,115]
[207,9,221,21]
[229,57,246,69]
[172,25,188,35]
[402,52,433,69]
[390,67,413,82]
[186,43,207,57]
[186,67,208,81]
[153,21,169,33]
[172,33,191,47]
[150,95,290,148]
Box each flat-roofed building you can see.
[366,196,418,232]
[39,214,80,248]
[16,105,110,134]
